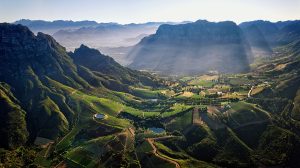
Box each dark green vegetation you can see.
[1,20,300,168]
[0,83,28,149]
[0,23,161,167]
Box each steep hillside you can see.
[0,23,90,142]
[0,83,28,149]
[0,23,160,148]
[70,44,160,89]
[128,20,252,75]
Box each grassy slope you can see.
[292,89,300,121]
[225,101,271,128]
[165,111,192,131]
[256,126,300,167]
[0,83,28,148]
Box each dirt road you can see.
[146,138,180,168]
[248,86,254,98]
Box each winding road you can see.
[248,86,254,98]
[146,138,181,168]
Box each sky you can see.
[0,0,299,24]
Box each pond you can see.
[148,127,165,134]
[149,99,158,102]
[94,113,106,119]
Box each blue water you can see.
[149,127,165,134]
[94,114,105,119]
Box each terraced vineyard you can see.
[32,66,300,168]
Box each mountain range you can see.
[13,20,189,64]
[1,19,300,168]
[128,20,252,75]
[128,20,300,75]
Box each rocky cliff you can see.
[128,20,252,75]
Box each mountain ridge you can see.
[0,23,160,147]
[129,20,252,75]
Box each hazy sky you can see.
[0,0,299,23]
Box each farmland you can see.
[31,71,300,168]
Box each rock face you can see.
[128,20,252,75]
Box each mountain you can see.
[13,20,189,65]
[0,23,159,148]
[14,19,99,34]
[239,20,279,45]
[239,20,300,46]
[0,23,86,146]
[70,44,160,89]
[276,20,299,29]
[276,21,300,45]
[52,22,160,53]
[128,20,252,75]
[239,24,273,57]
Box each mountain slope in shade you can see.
[276,21,300,45]
[0,23,160,146]
[0,83,28,149]
[240,24,273,57]
[0,23,90,142]
[128,20,252,75]
[239,20,279,45]
[239,20,300,46]
[70,44,160,88]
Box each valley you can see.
[26,67,300,168]
[1,19,300,168]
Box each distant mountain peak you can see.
[74,44,105,57]
[128,20,251,75]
